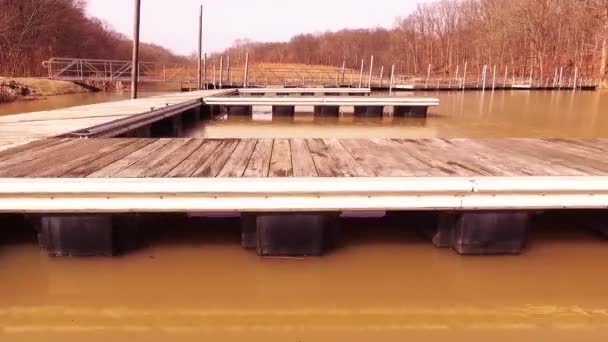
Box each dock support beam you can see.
[394,106,428,118]
[37,215,139,257]
[314,106,340,117]
[171,114,183,137]
[272,105,296,117]
[354,106,383,117]
[429,212,529,255]
[241,213,339,256]
[227,105,253,116]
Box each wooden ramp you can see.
[1,137,608,212]
[0,89,232,153]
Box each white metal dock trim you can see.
[0,177,607,213]
[204,96,440,107]
[237,88,371,94]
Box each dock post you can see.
[227,105,253,116]
[171,114,183,137]
[130,0,141,99]
[558,67,563,90]
[219,56,224,89]
[492,65,497,90]
[37,215,139,257]
[504,66,508,88]
[212,63,216,89]
[272,105,296,117]
[354,106,383,117]
[462,62,468,90]
[379,65,384,88]
[453,65,459,89]
[394,106,428,118]
[425,64,431,89]
[358,58,364,88]
[227,56,231,86]
[243,52,250,87]
[241,213,339,257]
[314,106,340,117]
[389,64,395,96]
[573,67,579,91]
[341,60,346,84]
[429,212,529,255]
[367,55,374,88]
[197,5,203,90]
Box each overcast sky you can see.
[86,0,429,56]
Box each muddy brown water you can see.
[1,90,608,341]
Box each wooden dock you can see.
[1,88,607,257]
[0,89,231,152]
[1,137,608,212]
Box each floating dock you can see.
[0,89,607,257]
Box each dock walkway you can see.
[1,137,608,212]
[0,89,230,152]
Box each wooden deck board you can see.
[0,137,607,179]
[166,140,222,177]
[141,139,205,178]
[217,139,258,177]
[192,139,240,177]
[64,139,155,177]
[116,139,192,178]
[0,89,232,152]
[269,139,293,177]
[88,139,167,178]
[243,139,273,177]
[290,139,318,177]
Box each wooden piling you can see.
[389,64,395,96]
[243,52,250,87]
[219,56,223,89]
[130,0,141,99]
[358,59,364,88]
[197,5,203,90]
[367,55,374,88]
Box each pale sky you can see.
[86,0,429,56]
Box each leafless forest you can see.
[221,0,608,80]
[0,0,607,81]
[0,0,186,76]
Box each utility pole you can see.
[131,0,142,99]
[197,5,203,90]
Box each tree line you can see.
[0,0,187,77]
[217,0,608,81]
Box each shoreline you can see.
[0,77,94,104]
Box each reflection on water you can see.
[2,213,608,341]
[188,90,608,139]
[0,90,171,117]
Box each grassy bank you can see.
[0,77,91,103]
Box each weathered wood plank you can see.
[323,138,374,177]
[88,139,168,178]
[0,139,111,177]
[141,139,205,177]
[269,139,293,177]
[27,139,138,177]
[243,139,273,177]
[166,140,223,177]
[290,139,318,177]
[0,139,81,171]
[192,139,240,177]
[0,138,67,162]
[65,139,156,177]
[115,139,192,178]
[306,139,342,177]
[217,139,258,177]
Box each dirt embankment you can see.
[0,78,92,103]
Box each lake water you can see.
[1,89,608,341]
